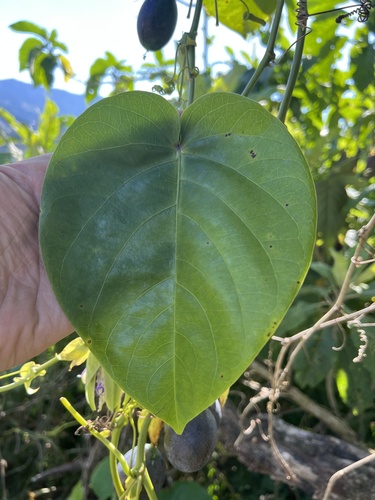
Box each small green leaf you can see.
[351,41,375,92]
[353,262,375,285]
[85,75,101,103]
[211,61,248,93]
[276,301,321,337]
[90,456,113,500]
[316,175,348,247]
[31,52,57,89]
[49,29,58,41]
[104,51,118,66]
[330,249,350,287]
[51,39,68,52]
[294,328,337,388]
[9,20,48,39]
[89,55,112,76]
[67,480,84,500]
[310,261,336,286]
[158,482,211,499]
[18,37,44,71]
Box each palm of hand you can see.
[0,155,73,371]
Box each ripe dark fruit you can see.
[117,443,166,497]
[164,409,218,473]
[137,0,178,51]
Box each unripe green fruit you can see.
[117,443,166,497]
[137,0,178,51]
[164,409,218,473]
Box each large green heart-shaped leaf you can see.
[40,91,316,432]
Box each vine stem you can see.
[109,413,127,497]
[185,0,203,105]
[134,412,157,500]
[246,360,357,442]
[241,0,285,97]
[277,7,308,122]
[62,397,157,500]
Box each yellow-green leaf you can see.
[58,54,74,82]
[148,417,163,445]
[204,0,277,37]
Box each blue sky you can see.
[1,0,257,95]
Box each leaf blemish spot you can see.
[225,132,231,137]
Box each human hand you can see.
[0,154,74,371]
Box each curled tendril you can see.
[336,1,374,24]
[299,0,374,28]
[296,0,309,29]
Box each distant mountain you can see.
[0,78,92,131]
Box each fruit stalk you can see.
[109,412,128,497]
[135,412,158,500]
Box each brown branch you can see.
[322,452,375,500]
[31,461,82,482]
[248,360,357,443]
[272,302,375,344]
